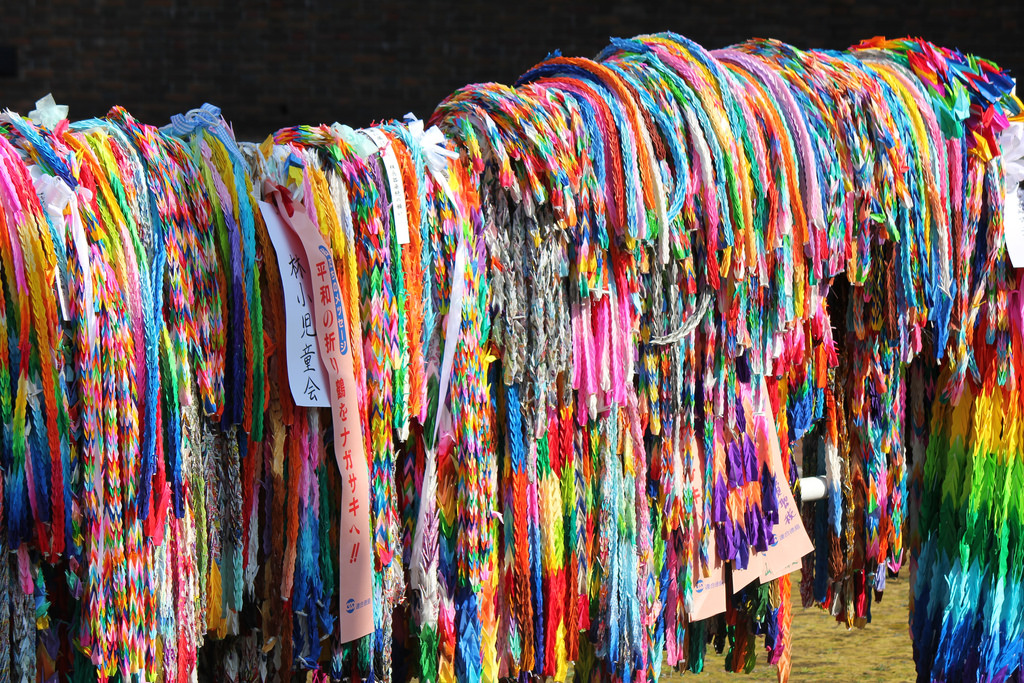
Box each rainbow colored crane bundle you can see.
[0,31,1021,683]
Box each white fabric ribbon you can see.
[27,93,68,129]
[329,122,377,159]
[404,113,459,207]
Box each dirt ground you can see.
[673,572,916,682]
[407,572,916,682]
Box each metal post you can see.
[798,475,827,502]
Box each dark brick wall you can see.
[1,0,1020,141]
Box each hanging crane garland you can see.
[0,31,1021,683]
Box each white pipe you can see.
[799,475,827,502]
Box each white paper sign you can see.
[754,380,814,582]
[690,533,727,620]
[259,200,330,407]
[689,425,727,620]
[1000,118,1024,268]
[433,236,468,447]
[1006,192,1024,269]
[359,127,411,245]
[731,549,765,593]
[726,382,815,589]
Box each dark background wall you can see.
[1,0,1020,141]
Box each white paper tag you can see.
[360,128,411,245]
[687,425,728,620]
[54,269,70,323]
[433,235,468,447]
[690,534,727,620]
[29,170,74,322]
[1000,118,1024,268]
[69,190,95,346]
[1005,189,1024,269]
[259,200,330,407]
[754,380,814,582]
